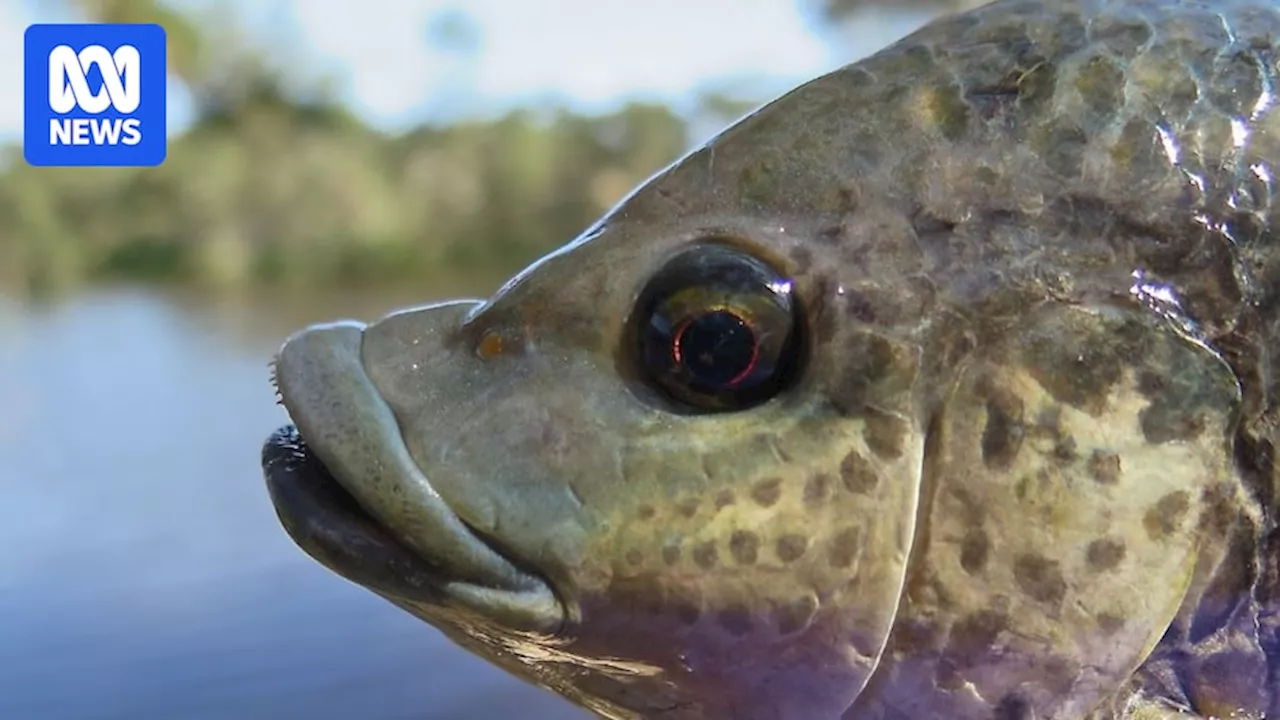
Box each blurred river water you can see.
[0,287,587,720]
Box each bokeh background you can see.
[1,1,976,718]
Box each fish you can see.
[260,0,1280,717]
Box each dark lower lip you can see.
[262,424,464,605]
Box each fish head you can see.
[264,67,938,719]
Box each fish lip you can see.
[262,423,568,636]
[261,320,567,637]
[262,424,460,604]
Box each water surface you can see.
[0,288,586,720]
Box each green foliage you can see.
[9,0,927,296]
[0,93,691,294]
[0,3,698,295]
[808,0,983,23]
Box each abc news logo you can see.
[24,24,167,167]
[48,43,144,147]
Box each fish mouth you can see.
[261,320,564,636]
[263,425,457,604]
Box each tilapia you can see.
[261,1,1280,717]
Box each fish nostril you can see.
[475,328,505,360]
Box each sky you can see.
[0,0,933,143]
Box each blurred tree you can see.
[9,1,927,297]
[66,0,203,82]
[66,0,341,119]
[808,0,985,24]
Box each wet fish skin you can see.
[262,1,1280,718]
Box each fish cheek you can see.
[564,382,927,716]
[854,303,1241,720]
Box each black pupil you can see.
[676,310,757,387]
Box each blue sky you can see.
[0,0,933,142]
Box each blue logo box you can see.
[24,23,167,167]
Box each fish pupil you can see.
[673,310,759,388]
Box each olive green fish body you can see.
[263,1,1280,717]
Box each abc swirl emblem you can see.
[24,24,167,167]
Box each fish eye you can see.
[627,243,802,413]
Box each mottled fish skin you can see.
[262,1,1280,718]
